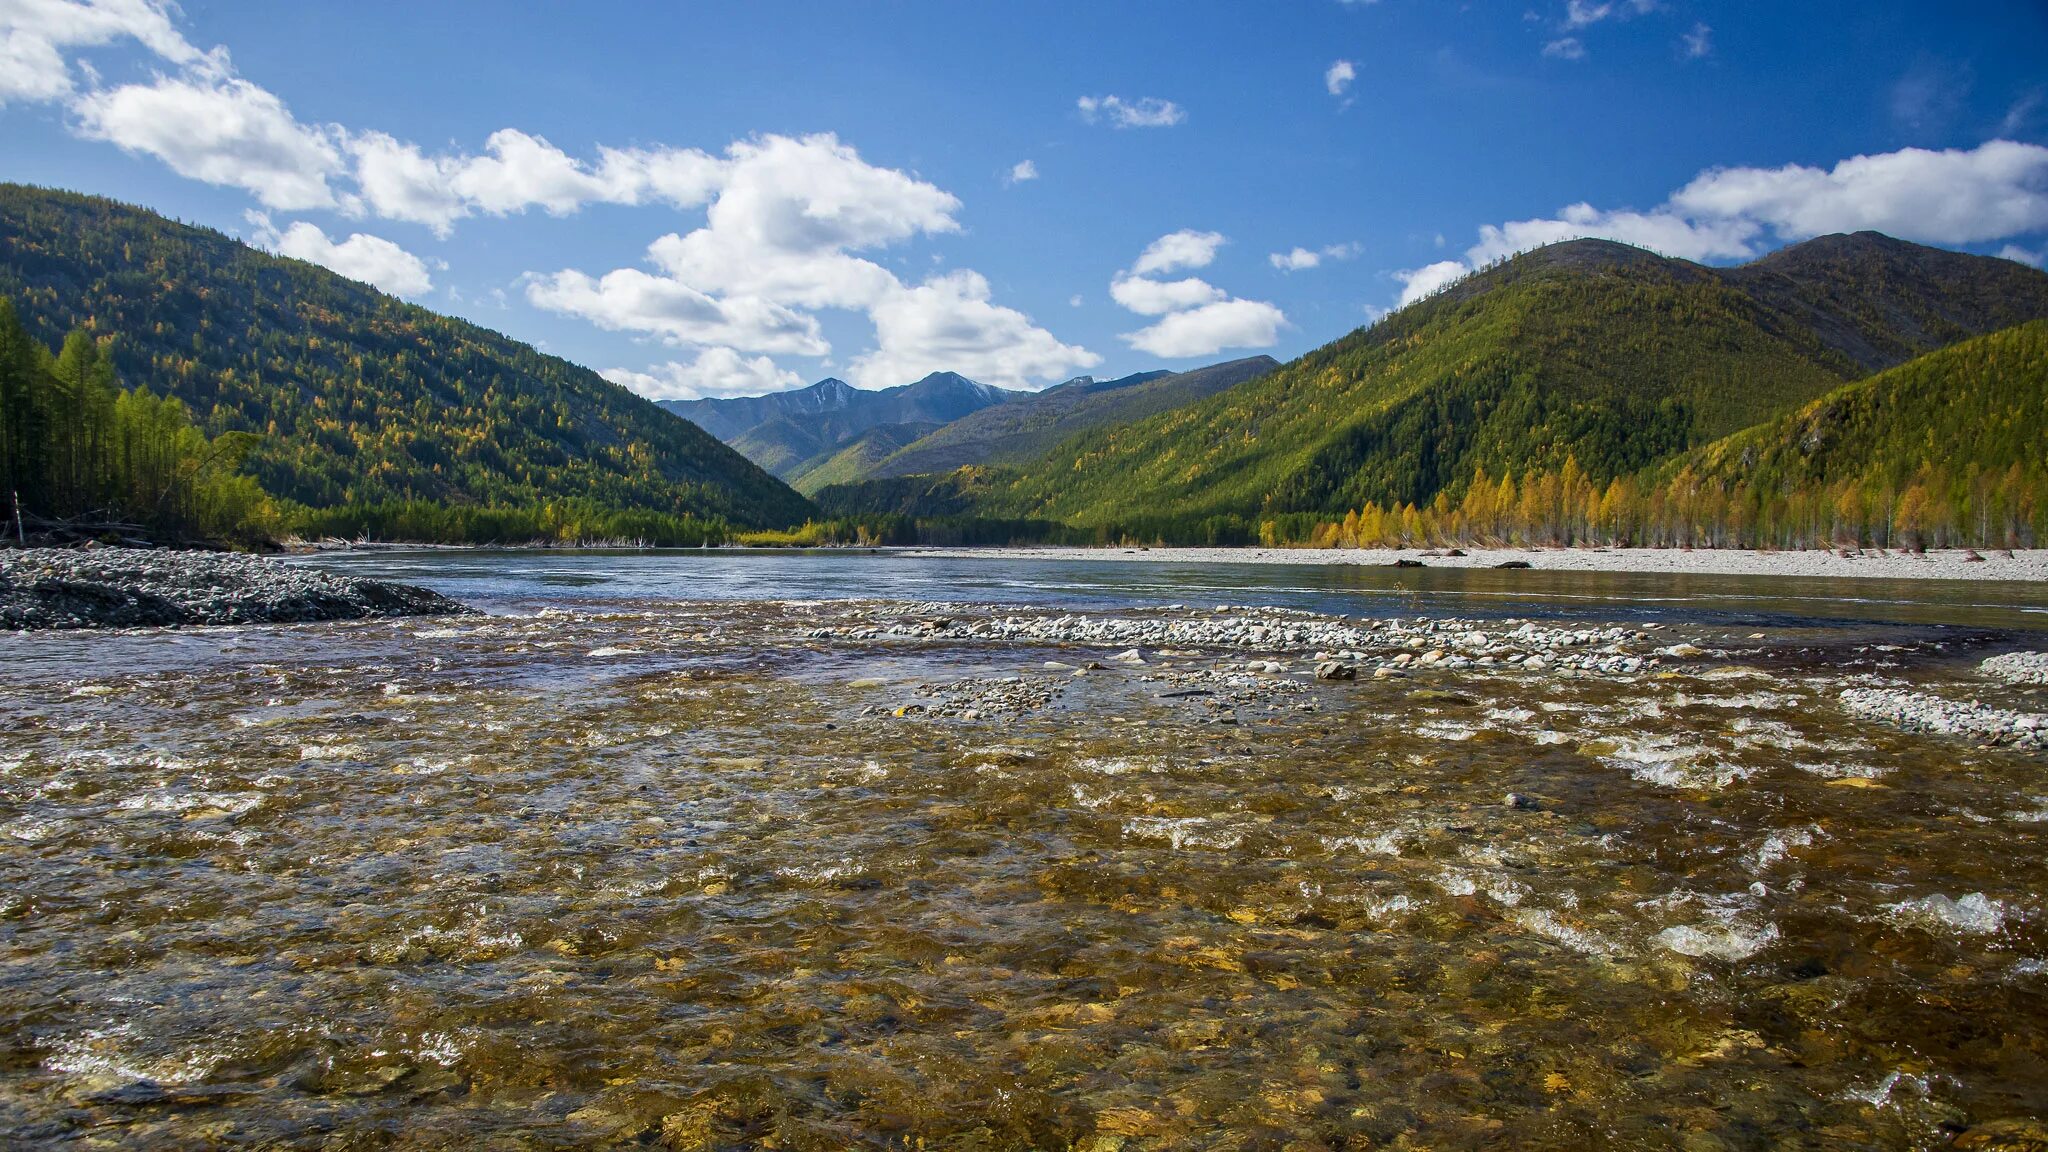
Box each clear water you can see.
[2,550,2044,1150]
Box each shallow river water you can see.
[3,550,2047,1150]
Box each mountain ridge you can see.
[0,184,813,529]
[816,232,2048,533]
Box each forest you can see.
[0,300,271,545]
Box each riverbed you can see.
[2,550,2045,1149]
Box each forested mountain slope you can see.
[1673,318,2048,524]
[861,234,2048,527]
[860,357,1279,482]
[0,185,812,528]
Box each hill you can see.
[787,421,944,494]
[858,357,1279,482]
[821,234,2048,531]
[660,371,1017,478]
[1667,318,2048,546]
[0,184,812,530]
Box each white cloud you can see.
[1325,59,1356,97]
[1391,139,2048,312]
[530,133,1092,390]
[1394,260,1471,307]
[1111,231,1286,358]
[602,347,801,401]
[349,129,725,236]
[1682,22,1712,59]
[525,266,828,356]
[0,0,199,105]
[1269,242,1362,271]
[1669,141,2048,246]
[1077,94,1186,128]
[1123,299,1288,358]
[1564,0,1656,28]
[248,214,432,296]
[1005,159,1038,185]
[1998,244,2045,268]
[72,70,344,209]
[1543,38,1586,61]
[1468,203,1760,266]
[853,270,1098,389]
[1132,229,1225,276]
[1110,274,1225,315]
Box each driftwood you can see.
[0,510,216,551]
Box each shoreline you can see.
[896,544,2048,583]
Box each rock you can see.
[1109,648,1146,664]
[1495,560,1533,569]
[1658,643,1705,658]
[1505,792,1544,811]
[1419,650,1445,666]
[1392,559,1425,568]
[1313,661,1357,681]
[1521,656,1548,671]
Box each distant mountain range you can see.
[664,357,1282,495]
[659,372,1017,478]
[0,185,812,529]
[815,232,2048,532]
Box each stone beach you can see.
[0,548,470,630]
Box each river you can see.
[2,549,2045,1149]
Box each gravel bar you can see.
[1,548,470,631]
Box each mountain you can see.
[0,185,812,529]
[855,357,1279,482]
[818,234,2048,530]
[786,421,944,495]
[660,371,1018,478]
[1673,317,2048,506]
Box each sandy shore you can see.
[898,544,2048,582]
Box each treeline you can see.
[1285,460,2048,551]
[0,300,272,544]
[284,499,736,548]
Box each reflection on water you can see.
[2,555,2046,1149]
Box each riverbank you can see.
[0,548,470,630]
[901,544,2048,582]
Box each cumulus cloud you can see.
[350,129,727,236]
[1325,59,1356,97]
[1394,139,2048,308]
[525,266,828,355]
[1005,159,1038,185]
[529,133,1092,390]
[1998,244,2045,268]
[1394,260,1474,306]
[1269,242,1362,272]
[1077,94,1185,128]
[1124,299,1288,358]
[1132,229,1225,276]
[1542,38,1586,61]
[0,0,199,105]
[853,270,1099,389]
[73,70,344,209]
[1668,141,2048,245]
[1110,274,1225,315]
[248,213,432,296]
[1112,231,1286,359]
[602,347,802,401]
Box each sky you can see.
[3,1,2047,401]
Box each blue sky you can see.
[4,1,2046,399]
